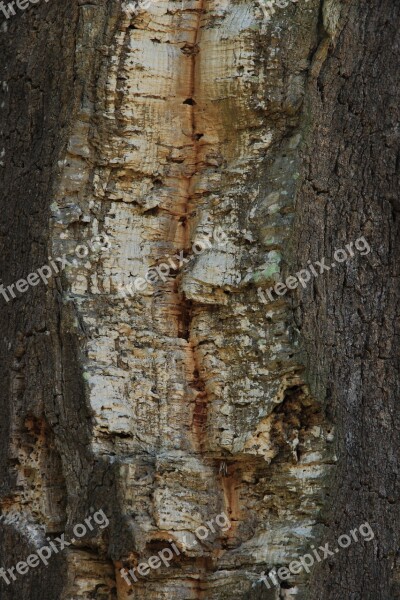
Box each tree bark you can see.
[0,0,398,599]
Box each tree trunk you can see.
[0,0,398,599]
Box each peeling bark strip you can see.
[0,0,399,599]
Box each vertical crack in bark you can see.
[180,0,209,456]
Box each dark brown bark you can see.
[0,2,76,598]
[296,1,400,598]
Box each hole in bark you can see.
[193,133,204,141]
[20,416,67,529]
[143,206,161,216]
[146,539,172,553]
[271,385,322,457]
[112,431,133,439]
[183,98,196,105]
[178,297,192,340]
[146,540,181,563]
[180,43,200,55]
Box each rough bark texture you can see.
[0,0,398,599]
[297,1,400,598]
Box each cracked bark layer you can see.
[0,0,398,599]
